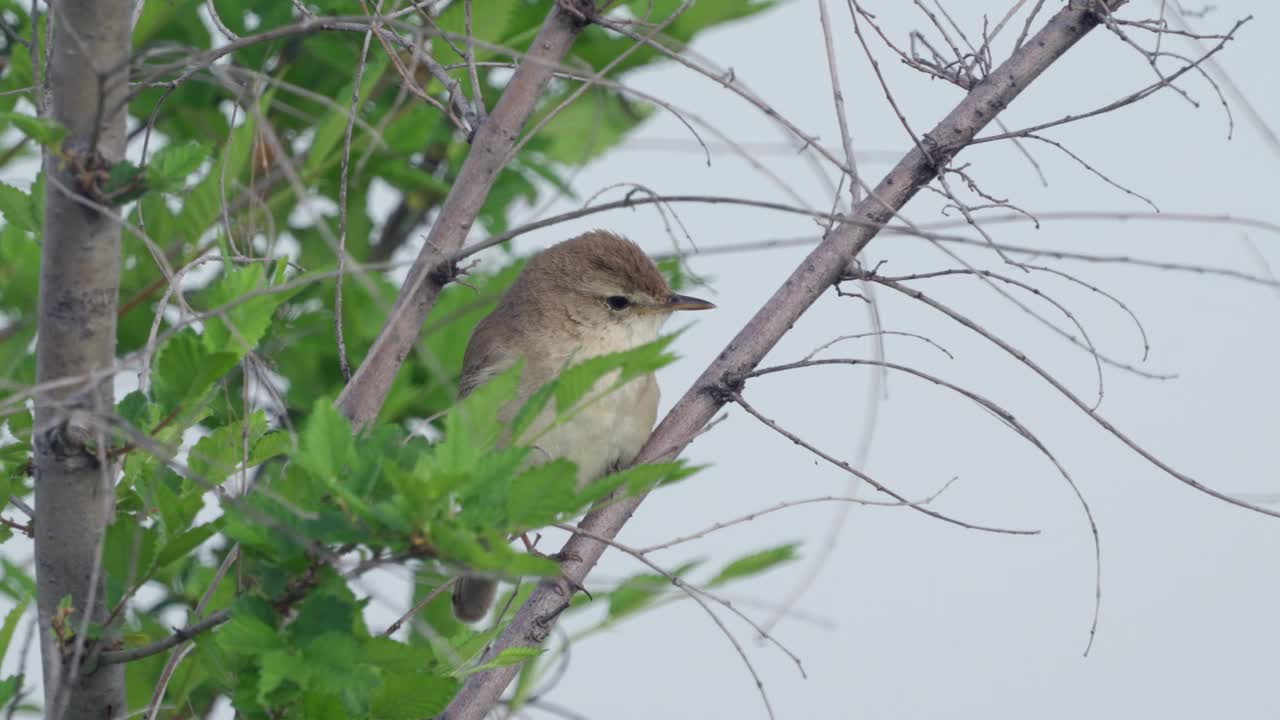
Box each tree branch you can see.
[334,1,597,428]
[97,609,231,666]
[440,2,1129,717]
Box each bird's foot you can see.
[521,539,591,601]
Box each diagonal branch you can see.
[334,1,598,428]
[440,1,1132,718]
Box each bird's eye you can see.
[606,295,631,311]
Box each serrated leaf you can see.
[436,364,522,476]
[152,520,221,571]
[189,411,271,484]
[508,380,553,444]
[289,582,360,643]
[257,648,305,702]
[200,261,297,356]
[370,672,458,719]
[0,112,66,146]
[249,430,291,466]
[174,104,258,237]
[576,461,700,506]
[115,390,152,430]
[552,335,677,414]
[217,614,282,654]
[295,398,355,480]
[707,543,799,588]
[363,636,436,674]
[152,330,239,411]
[460,646,544,676]
[0,181,35,232]
[607,573,666,621]
[148,140,209,191]
[101,160,145,204]
[505,459,577,528]
[0,560,34,602]
[304,55,388,176]
[0,596,29,660]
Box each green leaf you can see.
[304,54,388,176]
[460,646,544,676]
[505,459,578,528]
[363,636,436,674]
[370,672,458,720]
[0,560,35,603]
[607,573,666,621]
[707,543,800,588]
[102,518,158,607]
[552,335,677,415]
[249,430,291,466]
[200,261,297,356]
[101,160,146,204]
[152,330,239,411]
[174,88,269,235]
[0,675,17,708]
[288,580,360,643]
[217,614,282,654]
[453,446,529,526]
[435,364,522,476]
[508,380,553,444]
[0,112,66,146]
[0,182,35,232]
[148,140,210,191]
[576,461,700,506]
[0,596,29,660]
[152,520,222,571]
[189,411,267,479]
[295,398,355,480]
[258,648,306,702]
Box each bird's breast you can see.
[529,370,659,488]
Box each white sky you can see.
[6,2,1280,719]
[489,2,1280,718]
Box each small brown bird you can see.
[451,230,714,621]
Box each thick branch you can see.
[34,1,132,717]
[440,2,1127,717]
[334,2,595,428]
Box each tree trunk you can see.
[33,0,132,717]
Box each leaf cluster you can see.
[0,0,783,716]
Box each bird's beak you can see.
[665,293,716,311]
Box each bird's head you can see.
[519,230,715,347]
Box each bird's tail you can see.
[452,575,497,622]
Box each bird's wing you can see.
[458,314,516,399]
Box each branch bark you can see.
[33,1,132,718]
[439,1,1127,717]
[334,1,595,428]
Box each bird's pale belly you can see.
[528,371,659,487]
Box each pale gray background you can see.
[475,2,1280,718]
[6,1,1280,718]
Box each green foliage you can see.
[0,181,37,232]
[147,141,211,191]
[708,543,800,587]
[0,0,783,716]
[0,111,66,147]
[0,597,28,707]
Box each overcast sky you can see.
[7,2,1280,718]
[477,2,1280,718]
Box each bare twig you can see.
[336,1,597,429]
[442,5,1129,717]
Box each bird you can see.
[450,230,714,622]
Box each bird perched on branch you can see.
[451,230,714,622]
